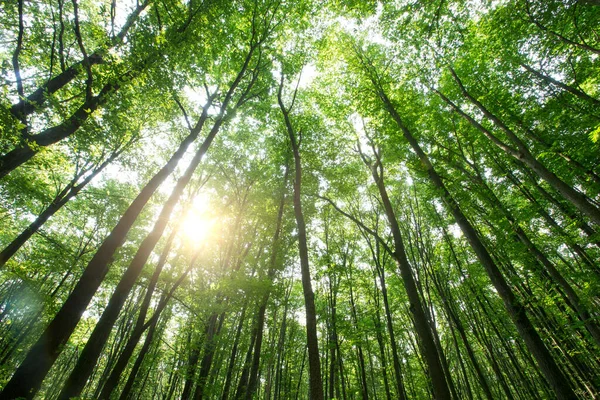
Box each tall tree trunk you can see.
[353,136,452,400]
[372,300,392,400]
[428,239,495,400]
[245,164,289,399]
[97,226,178,399]
[193,311,226,400]
[327,271,342,400]
[272,284,292,400]
[374,81,577,399]
[436,73,600,226]
[446,318,474,400]
[100,246,198,399]
[364,232,409,400]
[0,38,261,399]
[0,96,212,400]
[378,269,408,400]
[164,357,182,400]
[57,112,229,399]
[467,161,600,346]
[347,271,369,400]
[234,318,258,400]
[181,331,204,400]
[277,73,324,400]
[221,306,247,400]
[499,162,600,266]
[0,142,129,267]
[118,300,164,400]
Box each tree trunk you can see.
[364,233,409,400]
[0,144,127,268]
[193,311,226,400]
[473,165,600,346]
[118,301,163,400]
[245,164,289,399]
[97,228,177,399]
[181,333,203,400]
[57,112,228,399]
[0,38,261,399]
[357,145,452,400]
[221,306,247,400]
[428,243,495,400]
[278,75,324,400]
[373,302,392,400]
[100,245,197,399]
[376,86,577,398]
[438,73,600,226]
[0,79,121,178]
[347,272,369,400]
[234,318,258,400]
[0,96,212,400]
[272,284,291,400]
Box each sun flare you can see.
[180,194,216,245]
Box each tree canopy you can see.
[1,0,599,399]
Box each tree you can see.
[277,68,325,400]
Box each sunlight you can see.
[180,193,216,246]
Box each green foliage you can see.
[1,0,600,399]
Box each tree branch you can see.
[317,194,394,256]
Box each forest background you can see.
[0,0,599,399]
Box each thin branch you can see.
[114,0,151,44]
[58,0,66,71]
[317,194,395,256]
[12,0,25,101]
[173,94,193,132]
[523,0,600,55]
[72,0,93,100]
[289,64,303,111]
[110,0,116,37]
[48,6,59,81]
